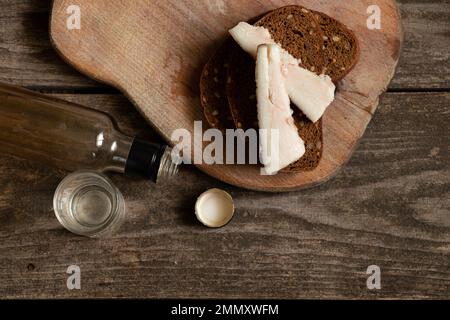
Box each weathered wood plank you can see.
[0,0,100,88]
[392,0,450,89]
[0,92,448,298]
[0,0,448,89]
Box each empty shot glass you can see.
[53,170,126,237]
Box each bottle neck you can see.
[105,133,134,174]
[156,146,181,183]
[124,137,180,183]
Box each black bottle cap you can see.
[125,137,166,182]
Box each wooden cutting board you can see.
[50,0,403,192]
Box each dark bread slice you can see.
[227,5,326,171]
[284,11,359,171]
[199,38,235,130]
[254,5,325,73]
[226,42,258,129]
[313,11,360,82]
[227,6,359,129]
[201,5,326,130]
[200,6,359,172]
[199,14,266,130]
[285,109,322,171]
[227,42,323,171]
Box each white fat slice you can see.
[229,22,274,58]
[229,22,335,123]
[283,65,335,123]
[256,44,305,175]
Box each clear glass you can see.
[0,83,132,174]
[53,170,125,237]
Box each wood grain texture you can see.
[0,0,101,89]
[0,0,448,90]
[0,0,448,299]
[49,0,402,191]
[392,0,450,89]
[0,92,448,299]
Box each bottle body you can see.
[0,83,178,182]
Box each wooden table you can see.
[0,0,448,299]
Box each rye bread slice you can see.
[227,5,326,172]
[313,11,360,82]
[226,42,258,129]
[254,5,325,73]
[199,38,235,130]
[226,6,359,172]
[226,43,323,171]
[199,5,359,172]
[199,14,265,130]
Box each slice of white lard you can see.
[229,22,335,123]
[256,44,305,175]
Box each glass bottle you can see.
[0,82,179,182]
